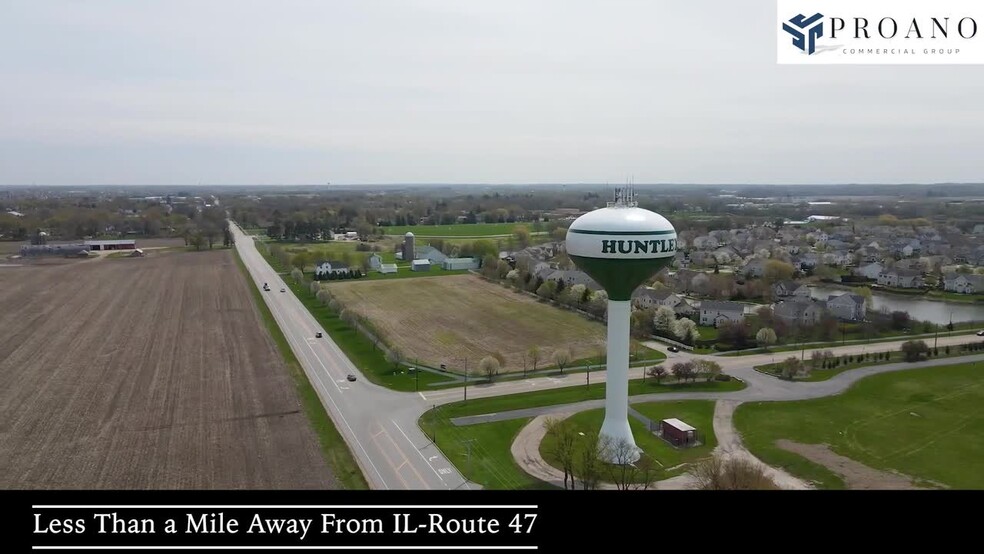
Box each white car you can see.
[977,330,984,337]
[280,288,286,293]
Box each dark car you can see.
[315,332,323,338]
[667,346,680,353]
[346,374,357,382]
[280,287,286,293]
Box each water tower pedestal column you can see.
[599,299,641,463]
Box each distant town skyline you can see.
[2,1,983,185]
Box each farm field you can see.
[735,362,984,489]
[0,250,336,489]
[328,275,609,373]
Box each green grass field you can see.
[379,223,529,237]
[359,266,471,281]
[926,290,984,303]
[540,402,717,482]
[233,250,368,489]
[735,361,984,489]
[418,413,551,490]
[432,376,744,421]
[416,381,740,489]
[756,344,982,382]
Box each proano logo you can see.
[783,12,825,54]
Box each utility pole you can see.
[415,358,419,392]
[934,325,939,350]
[462,439,477,477]
[463,357,468,403]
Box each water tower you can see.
[566,186,677,461]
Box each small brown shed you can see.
[660,418,698,447]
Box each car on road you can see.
[977,330,984,336]
[315,332,323,338]
[280,288,286,292]
[346,374,357,382]
[667,346,679,352]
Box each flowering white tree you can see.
[673,318,700,344]
[653,306,676,335]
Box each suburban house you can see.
[673,298,698,317]
[772,280,810,298]
[631,288,682,310]
[691,236,718,250]
[797,252,819,269]
[698,300,745,327]
[854,262,883,280]
[741,258,768,278]
[877,268,924,288]
[314,260,350,278]
[632,288,665,310]
[368,253,382,270]
[538,268,600,290]
[826,293,866,321]
[943,273,984,294]
[773,299,825,325]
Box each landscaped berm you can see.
[327,275,611,372]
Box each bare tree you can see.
[600,436,640,491]
[671,361,696,383]
[578,434,602,490]
[328,299,341,312]
[528,346,541,374]
[688,457,779,490]
[693,359,723,382]
[290,267,304,283]
[552,348,571,374]
[632,456,659,491]
[779,356,804,380]
[316,288,331,306]
[309,281,321,295]
[386,347,405,371]
[478,356,500,382]
[647,365,667,383]
[544,418,579,490]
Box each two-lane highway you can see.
[232,224,470,490]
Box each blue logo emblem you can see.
[783,13,824,54]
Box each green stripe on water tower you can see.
[567,254,675,301]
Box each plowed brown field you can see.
[0,250,336,489]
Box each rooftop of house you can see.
[827,293,865,306]
[700,300,745,312]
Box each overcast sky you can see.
[2,1,982,185]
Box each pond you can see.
[810,286,984,325]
